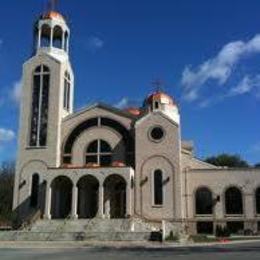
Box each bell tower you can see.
[16,9,74,172]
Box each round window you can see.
[149,126,165,142]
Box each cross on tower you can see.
[152,79,165,92]
[48,0,58,11]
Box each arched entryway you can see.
[51,176,72,219]
[77,175,99,218]
[104,175,126,219]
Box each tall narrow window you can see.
[30,65,50,147]
[153,169,163,206]
[63,71,71,111]
[30,173,39,208]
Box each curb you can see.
[0,239,260,249]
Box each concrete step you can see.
[0,231,153,242]
[30,219,133,232]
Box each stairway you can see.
[1,218,161,242]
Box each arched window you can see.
[30,65,50,147]
[153,169,163,206]
[30,174,39,208]
[40,24,51,47]
[85,140,112,166]
[255,187,260,214]
[195,187,213,215]
[63,71,71,111]
[225,187,243,215]
[64,31,69,52]
[53,25,63,49]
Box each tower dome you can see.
[41,11,66,22]
[145,91,175,107]
[34,10,70,55]
[144,90,180,124]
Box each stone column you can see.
[245,193,255,218]
[98,184,104,218]
[71,184,78,219]
[50,28,54,48]
[104,197,110,219]
[38,28,42,49]
[62,31,65,50]
[44,181,52,220]
[126,182,132,217]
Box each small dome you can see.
[145,91,175,106]
[41,11,65,22]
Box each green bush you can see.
[215,225,230,238]
[165,231,179,242]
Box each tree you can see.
[255,163,260,169]
[0,161,15,224]
[205,154,249,168]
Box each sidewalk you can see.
[0,239,260,249]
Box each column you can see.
[71,184,78,219]
[98,184,104,218]
[38,28,42,49]
[104,197,111,219]
[126,182,132,217]
[62,31,65,50]
[44,181,52,220]
[50,28,54,48]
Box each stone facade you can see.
[13,10,260,236]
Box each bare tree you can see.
[0,161,15,225]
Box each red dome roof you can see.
[145,91,175,106]
[125,107,142,116]
[42,11,65,22]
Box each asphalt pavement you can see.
[1,241,260,260]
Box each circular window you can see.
[149,126,165,142]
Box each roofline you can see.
[62,102,137,122]
[189,167,260,172]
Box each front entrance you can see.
[104,175,126,218]
[77,175,99,218]
[51,176,72,219]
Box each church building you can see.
[13,10,260,237]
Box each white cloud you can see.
[115,97,129,109]
[10,80,22,104]
[115,97,142,109]
[229,75,260,96]
[86,36,104,52]
[181,34,260,102]
[0,128,15,142]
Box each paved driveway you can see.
[1,242,260,260]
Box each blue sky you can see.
[0,0,260,164]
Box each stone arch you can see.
[51,176,73,219]
[77,175,99,218]
[62,117,134,166]
[225,186,243,215]
[104,174,127,218]
[194,186,213,215]
[140,155,175,219]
